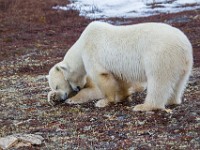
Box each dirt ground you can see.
[0,0,200,149]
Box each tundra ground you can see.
[0,0,200,149]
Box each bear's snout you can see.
[61,92,68,102]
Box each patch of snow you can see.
[53,0,200,19]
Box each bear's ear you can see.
[60,66,68,71]
[58,63,71,73]
[55,66,60,71]
[55,65,67,72]
[58,64,70,81]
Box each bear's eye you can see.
[55,85,59,90]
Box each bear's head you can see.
[47,62,86,103]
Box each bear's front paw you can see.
[133,104,164,111]
[48,92,57,106]
[95,99,109,108]
[47,91,63,106]
[133,104,155,111]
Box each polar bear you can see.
[47,21,193,111]
[47,63,145,105]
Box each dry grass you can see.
[0,0,200,149]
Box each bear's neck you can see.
[63,39,85,73]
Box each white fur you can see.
[50,21,193,111]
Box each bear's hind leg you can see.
[167,70,191,105]
[133,77,174,111]
[95,73,126,107]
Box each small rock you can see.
[195,117,200,121]
[15,142,32,149]
[129,147,135,150]
[14,119,33,126]
[90,117,97,121]
[0,136,18,150]
[83,125,91,131]
[137,120,145,125]
[145,111,155,115]
[117,115,126,121]
[0,134,44,149]
[15,134,44,145]
[193,15,200,20]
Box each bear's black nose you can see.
[74,86,81,92]
[61,93,68,102]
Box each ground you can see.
[0,0,200,149]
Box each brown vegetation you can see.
[0,0,200,149]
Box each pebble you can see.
[0,136,18,150]
[0,134,44,149]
